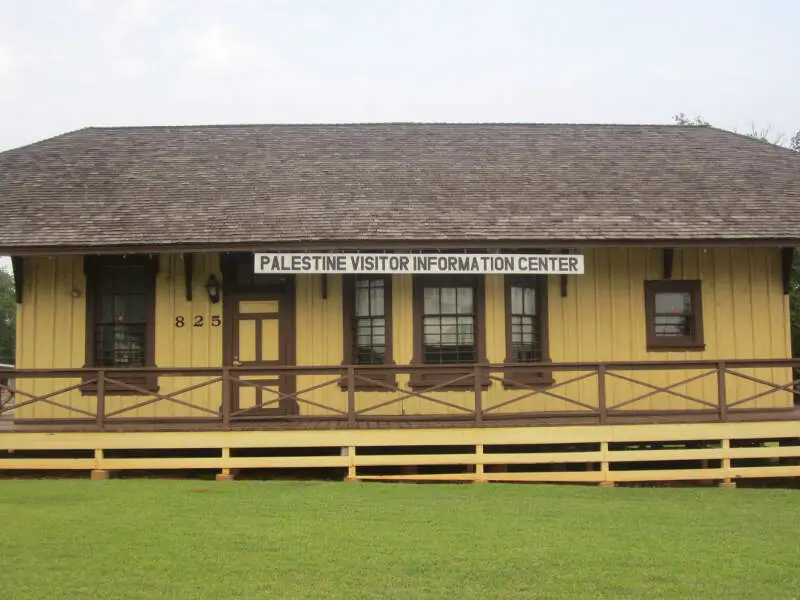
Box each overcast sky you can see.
[0,0,798,271]
[0,0,798,153]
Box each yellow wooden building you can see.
[1,123,799,484]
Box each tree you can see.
[0,268,15,364]
[672,113,709,127]
[672,113,798,149]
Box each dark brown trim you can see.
[82,255,159,394]
[503,275,553,388]
[183,253,194,301]
[341,275,396,390]
[410,275,487,389]
[781,247,794,295]
[663,248,674,279]
[3,238,800,256]
[10,256,23,303]
[644,279,705,352]
[221,256,297,415]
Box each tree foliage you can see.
[672,113,799,150]
[0,268,15,364]
[672,113,710,127]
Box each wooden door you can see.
[231,295,295,415]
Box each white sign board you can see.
[254,253,584,275]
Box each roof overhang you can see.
[1,237,798,257]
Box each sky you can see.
[0,0,798,271]
[0,0,798,153]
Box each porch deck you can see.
[4,406,800,433]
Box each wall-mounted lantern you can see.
[205,274,221,304]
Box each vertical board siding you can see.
[15,254,223,420]
[14,248,794,421]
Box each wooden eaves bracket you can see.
[663,248,674,279]
[183,253,193,301]
[781,247,794,295]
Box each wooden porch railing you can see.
[0,359,798,431]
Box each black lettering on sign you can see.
[211,316,222,327]
[175,316,185,327]
[568,257,579,272]
[194,315,204,327]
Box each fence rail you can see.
[0,359,798,431]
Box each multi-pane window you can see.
[422,285,476,364]
[653,291,693,337]
[353,277,387,364]
[645,280,704,350]
[94,263,150,367]
[509,283,543,362]
[503,276,550,388]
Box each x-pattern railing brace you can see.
[103,376,222,418]
[228,375,347,416]
[605,369,718,411]
[353,371,476,416]
[724,368,800,409]
[484,371,598,414]
[0,379,98,418]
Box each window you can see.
[504,276,551,387]
[506,277,547,362]
[644,280,704,351]
[350,277,390,364]
[412,276,485,388]
[423,285,476,364]
[84,256,157,393]
[342,275,394,388]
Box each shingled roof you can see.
[0,123,798,253]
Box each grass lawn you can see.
[0,480,798,599]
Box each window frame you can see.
[83,256,158,395]
[341,274,395,390]
[503,275,553,388]
[411,275,486,389]
[644,279,705,352]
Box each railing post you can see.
[221,367,231,430]
[347,366,356,427]
[717,361,728,422]
[96,369,106,430]
[597,364,607,424]
[474,364,483,425]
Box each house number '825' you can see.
[175,316,221,327]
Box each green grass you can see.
[0,480,798,599]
